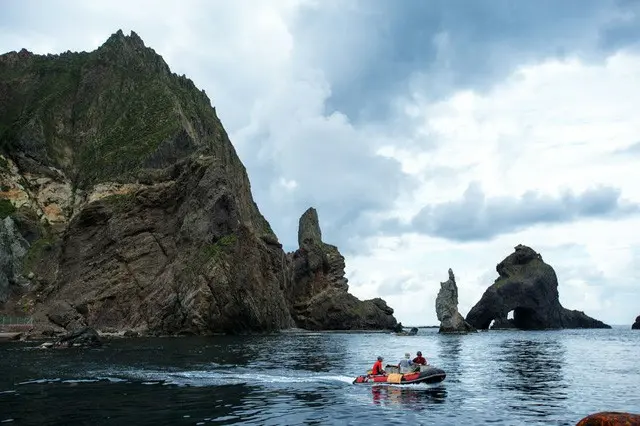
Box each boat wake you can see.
[14,367,356,389]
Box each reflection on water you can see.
[371,385,447,410]
[497,337,568,418]
[437,334,463,384]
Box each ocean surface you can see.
[0,326,638,425]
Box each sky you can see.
[2,0,639,326]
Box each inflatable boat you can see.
[353,365,446,385]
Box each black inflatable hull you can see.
[353,367,446,385]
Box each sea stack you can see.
[435,269,475,333]
[286,208,398,330]
[466,245,611,330]
[633,315,640,330]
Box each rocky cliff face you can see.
[0,30,397,335]
[286,208,398,330]
[435,269,475,333]
[465,245,610,330]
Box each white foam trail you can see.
[87,367,357,388]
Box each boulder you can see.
[286,208,398,330]
[466,245,611,330]
[54,327,102,348]
[633,315,640,330]
[46,300,87,331]
[575,412,640,425]
[435,269,475,333]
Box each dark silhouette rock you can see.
[395,326,419,336]
[435,269,475,333]
[575,411,640,425]
[633,315,640,330]
[54,327,102,348]
[286,208,398,330]
[466,245,611,330]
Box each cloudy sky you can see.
[2,0,639,326]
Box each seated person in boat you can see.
[397,353,414,373]
[371,356,386,376]
[412,351,428,366]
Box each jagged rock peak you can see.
[298,207,322,249]
[447,267,455,282]
[435,268,475,333]
[103,29,146,49]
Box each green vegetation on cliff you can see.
[0,199,16,219]
[0,30,225,188]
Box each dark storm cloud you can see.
[293,0,637,123]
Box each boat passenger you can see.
[398,353,414,373]
[412,351,427,365]
[371,356,386,376]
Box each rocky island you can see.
[633,315,640,330]
[466,245,610,330]
[0,30,398,337]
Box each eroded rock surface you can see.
[435,269,475,333]
[0,216,29,303]
[286,208,398,330]
[466,245,610,330]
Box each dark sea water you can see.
[1,326,638,425]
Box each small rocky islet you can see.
[0,30,614,340]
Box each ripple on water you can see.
[0,329,638,425]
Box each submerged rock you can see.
[286,208,398,331]
[396,327,419,336]
[46,327,102,348]
[435,269,475,333]
[633,315,640,330]
[466,245,611,330]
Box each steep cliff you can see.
[286,208,398,330]
[465,245,610,330]
[0,30,397,335]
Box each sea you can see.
[0,326,638,425]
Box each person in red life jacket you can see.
[371,356,386,376]
[412,351,427,366]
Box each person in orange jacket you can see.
[371,356,386,376]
